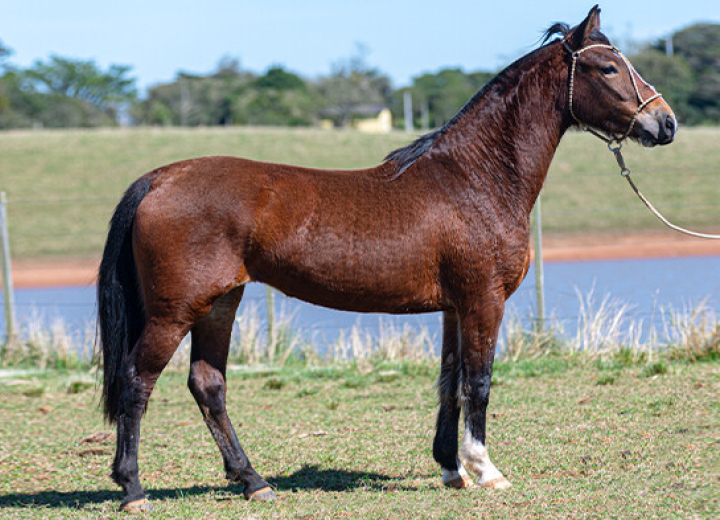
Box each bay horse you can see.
[98,6,676,512]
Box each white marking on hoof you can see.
[119,497,152,513]
[459,430,508,488]
[443,464,473,489]
[480,476,512,489]
[245,486,277,501]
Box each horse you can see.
[97,6,676,512]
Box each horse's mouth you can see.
[637,129,675,148]
[636,113,677,147]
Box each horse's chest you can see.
[502,246,532,298]
[445,231,531,300]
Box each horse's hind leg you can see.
[188,286,276,501]
[112,318,190,512]
[433,311,472,489]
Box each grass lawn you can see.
[0,126,718,259]
[0,358,717,518]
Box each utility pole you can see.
[665,35,674,57]
[421,101,430,131]
[403,91,413,133]
[180,80,190,126]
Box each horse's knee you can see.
[116,362,153,414]
[188,362,227,415]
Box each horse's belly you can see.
[249,255,442,314]
[278,282,440,314]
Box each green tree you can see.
[400,68,494,128]
[244,66,315,126]
[254,65,306,91]
[0,39,25,126]
[135,58,260,126]
[316,45,392,127]
[0,55,137,127]
[0,71,36,128]
[0,39,11,70]
[670,24,720,74]
[635,23,720,125]
[631,51,695,123]
[24,56,136,111]
[671,24,720,124]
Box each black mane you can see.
[542,22,610,46]
[384,129,442,177]
[384,21,610,178]
[383,69,513,178]
[542,22,571,43]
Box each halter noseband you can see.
[563,41,663,145]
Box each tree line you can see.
[1,23,718,130]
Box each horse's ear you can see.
[565,5,601,51]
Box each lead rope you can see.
[609,141,720,239]
[565,41,720,240]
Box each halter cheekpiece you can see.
[563,40,663,146]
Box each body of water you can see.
[3,255,719,348]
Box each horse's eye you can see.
[601,65,619,76]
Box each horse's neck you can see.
[434,50,567,216]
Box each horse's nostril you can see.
[665,115,675,134]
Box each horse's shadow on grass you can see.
[266,464,401,492]
[0,465,414,510]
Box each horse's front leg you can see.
[457,297,511,489]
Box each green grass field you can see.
[0,358,717,519]
[0,126,719,259]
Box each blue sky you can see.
[1,1,718,93]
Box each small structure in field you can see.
[319,104,392,133]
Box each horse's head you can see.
[562,5,676,147]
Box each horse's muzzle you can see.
[638,111,677,147]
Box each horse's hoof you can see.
[245,486,277,501]
[119,497,153,513]
[442,467,473,489]
[444,474,474,489]
[480,476,512,489]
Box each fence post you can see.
[265,286,276,361]
[0,192,17,344]
[532,196,546,333]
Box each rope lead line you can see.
[610,142,720,240]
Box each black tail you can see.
[97,175,153,423]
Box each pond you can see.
[3,255,719,348]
